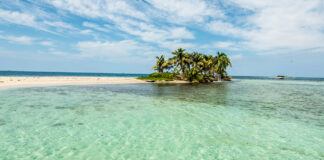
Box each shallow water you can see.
[0,79,323,159]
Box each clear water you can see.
[0,80,323,159]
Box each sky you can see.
[0,0,324,77]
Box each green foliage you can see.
[149,72,179,79]
[146,48,232,83]
[152,55,173,73]
[137,72,179,81]
[184,67,199,82]
[171,48,186,74]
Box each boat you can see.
[272,75,294,79]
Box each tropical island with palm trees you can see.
[138,48,232,83]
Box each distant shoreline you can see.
[0,71,323,81]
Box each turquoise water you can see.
[0,80,323,159]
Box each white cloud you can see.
[80,29,92,34]
[118,21,194,42]
[0,9,76,33]
[45,0,223,25]
[46,0,148,21]
[40,41,54,46]
[49,48,69,56]
[104,24,112,28]
[43,21,77,30]
[2,0,323,58]
[214,42,234,49]
[0,9,39,29]
[83,22,110,32]
[207,21,249,37]
[213,41,240,51]
[200,41,241,52]
[78,40,136,57]
[44,1,198,50]
[76,40,158,62]
[0,34,34,44]
[169,27,194,39]
[159,40,196,51]
[208,0,324,53]
[229,54,243,60]
[115,18,195,49]
[146,0,224,24]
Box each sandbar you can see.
[0,76,148,90]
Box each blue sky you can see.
[0,0,324,77]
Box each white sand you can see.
[0,76,148,90]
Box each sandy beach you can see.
[0,77,148,90]
[0,76,192,90]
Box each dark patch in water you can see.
[56,106,69,109]
[27,104,43,109]
[78,123,83,125]
[52,122,65,127]
[0,119,6,126]
[95,107,104,112]
[74,108,86,115]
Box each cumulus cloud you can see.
[40,41,53,46]
[146,0,224,24]
[0,9,40,29]
[45,0,148,21]
[0,34,34,44]
[207,21,249,37]
[76,40,159,62]
[40,1,199,48]
[2,0,324,59]
[0,8,78,33]
[119,21,193,40]
[208,0,324,53]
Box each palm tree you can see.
[152,55,166,73]
[201,54,213,74]
[171,48,186,74]
[191,52,203,69]
[150,49,232,82]
[184,52,193,70]
[161,59,173,72]
[215,52,232,78]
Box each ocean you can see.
[0,71,323,159]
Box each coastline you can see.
[0,76,148,90]
[0,76,195,90]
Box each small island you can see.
[138,48,232,83]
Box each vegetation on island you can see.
[138,48,232,83]
[137,72,180,81]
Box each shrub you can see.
[148,72,178,79]
[137,72,179,80]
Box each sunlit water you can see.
[0,79,323,159]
